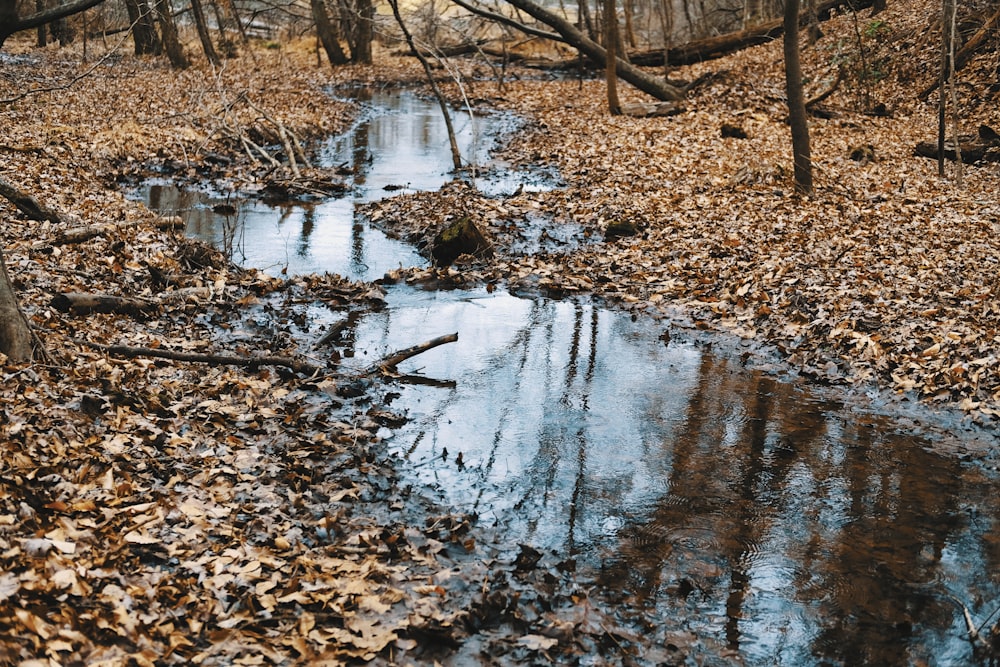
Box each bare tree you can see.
[125,0,161,55]
[783,0,812,192]
[352,0,374,64]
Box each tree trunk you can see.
[502,0,686,101]
[311,0,349,65]
[35,0,47,46]
[604,0,621,114]
[352,0,374,64]
[0,248,34,363]
[50,15,74,44]
[937,0,950,176]
[125,0,161,55]
[783,0,812,193]
[190,0,220,66]
[155,0,188,68]
[578,0,595,40]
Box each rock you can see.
[721,123,748,139]
[604,219,639,240]
[432,217,493,267]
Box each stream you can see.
[134,90,1000,666]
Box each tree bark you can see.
[51,292,160,318]
[0,247,33,363]
[783,0,812,193]
[35,0,47,46]
[501,0,685,101]
[0,176,61,223]
[0,0,106,47]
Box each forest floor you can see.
[1,0,1000,663]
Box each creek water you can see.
[136,89,556,280]
[135,90,1000,666]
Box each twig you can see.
[79,340,324,376]
[368,333,458,373]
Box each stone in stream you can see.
[432,217,494,267]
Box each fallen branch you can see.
[806,66,844,108]
[80,340,324,376]
[369,333,458,373]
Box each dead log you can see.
[914,136,998,163]
[620,101,685,118]
[628,0,873,67]
[80,340,324,376]
[0,176,62,223]
[500,0,686,101]
[55,217,185,245]
[51,292,160,318]
[369,333,459,373]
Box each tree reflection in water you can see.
[352,287,1000,666]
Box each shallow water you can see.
[348,286,1000,666]
[137,90,1000,665]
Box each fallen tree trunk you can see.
[80,340,324,376]
[51,292,160,318]
[914,139,997,164]
[628,0,873,67]
[919,5,1000,100]
[48,217,185,246]
[499,0,686,100]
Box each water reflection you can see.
[138,90,558,279]
[350,285,1000,666]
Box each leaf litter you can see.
[1,0,1000,663]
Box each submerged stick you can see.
[370,333,458,373]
